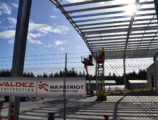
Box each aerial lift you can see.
[81,48,106,101]
[81,54,94,96]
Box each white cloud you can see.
[65,0,85,3]
[28,33,43,39]
[29,22,69,35]
[0,2,12,15]
[50,15,57,19]
[4,20,69,45]
[11,3,18,8]
[54,40,65,46]
[60,47,64,51]
[0,29,42,45]
[45,43,54,48]
[28,39,43,45]
[7,17,17,25]
[0,30,15,39]
[8,39,14,44]
[7,19,69,35]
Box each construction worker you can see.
[88,54,92,62]
[98,48,105,59]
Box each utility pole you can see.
[8,0,32,120]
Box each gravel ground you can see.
[0,96,158,120]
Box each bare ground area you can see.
[0,96,158,120]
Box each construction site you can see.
[0,0,158,120]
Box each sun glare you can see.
[125,4,137,16]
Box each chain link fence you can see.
[0,52,157,120]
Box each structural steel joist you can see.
[51,0,158,59]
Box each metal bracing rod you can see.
[78,18,157,27]
[62,0,113,7]
[50,0,93,55]
[71,8,155,19]
[84,26,158,35]
[75,13,155,23]
[81,22,157,31]
[137,15,156,49]
[67,1,153,14]
[86,31,158,39]
[124,0,142,68]
[146,32,158,50]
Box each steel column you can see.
[9,0,32,120]
[153,56,157,90]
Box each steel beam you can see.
[88,39,158,45]
[62,0,113,7]
[67,1,153,13]
[87,36,158,42]
[86,32,158,39]
[75,13,155,23]
[67,4,127,13]
[90,43,158,47]
[84,26,158,35]
[71,8,155,19]
[50,0,158,59]
[78,18,157,28]
[81,22,157,31]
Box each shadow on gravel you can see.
[113,96,126,120]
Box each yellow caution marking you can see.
[97,87,156,95]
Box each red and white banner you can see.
[0,77,86,98]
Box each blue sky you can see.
[0,0,89,58]
[0,0,154,75]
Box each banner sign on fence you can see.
[0,77,86,98]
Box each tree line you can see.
[0,69,147,85]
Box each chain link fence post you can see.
[63,53,67,120]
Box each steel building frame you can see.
[50,0,158,60]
